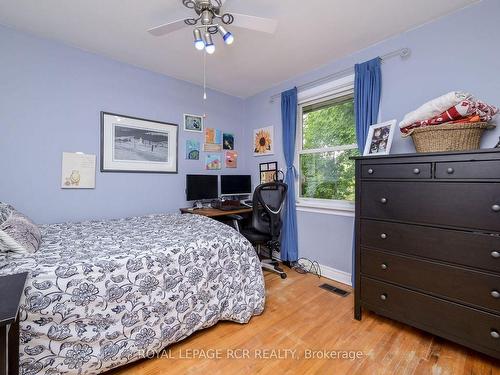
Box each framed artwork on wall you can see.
[223,133,234,150]
[253,126,274,156]
[101,112,178,173]
[183,114,204,132]
[259,161,278,184]
[225,151,238,168]
[205,128,222,144]
[205,154,222,170]
[186,140,200,160]
[363,119,397,156]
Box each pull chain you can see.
[203,49,207,100]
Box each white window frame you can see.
[295,74,356,216]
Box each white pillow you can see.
[0,209,41,253]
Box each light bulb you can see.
[204,31,215,54]
[205,43,215,54]
[193,29,205,51]
[195,40,205,50]
[218,26,234,45]
[223,32,234,45]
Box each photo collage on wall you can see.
[183,114,238,170]
[259,161,278,184]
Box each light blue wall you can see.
[1,0,499,276]
[0,25,247,224]
[243,0,500,275]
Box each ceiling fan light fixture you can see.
[204,32,215,54]
[218,25,234,45]
[193,29,205,50]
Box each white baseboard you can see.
[317,264,352,286]
[271,250,352,287]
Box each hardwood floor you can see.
[110,269,499,375]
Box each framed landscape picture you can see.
[183,114,203,132]
[101,112,178,173]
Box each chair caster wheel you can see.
[280,273,287,279]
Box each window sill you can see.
[296,200,355,217]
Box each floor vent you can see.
[319,283,350,297]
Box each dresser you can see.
[353,149,500,359]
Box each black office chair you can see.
[234,182,288,279]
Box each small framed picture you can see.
[184,114,204,133]
[363,120,397,156]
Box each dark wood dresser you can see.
[353,149,500,359]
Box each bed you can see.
[0,213,265,375]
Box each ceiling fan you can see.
[148,0,278,54]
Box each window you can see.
[296,85,358,210]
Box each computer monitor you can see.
[221,175,252,196]
[186,175,218,201]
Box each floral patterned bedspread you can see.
[0,213,265,375]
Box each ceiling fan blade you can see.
[148,19,187,36]
[230,13,278,34]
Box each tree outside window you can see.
[298,95,358,202]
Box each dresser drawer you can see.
[436,160,500,179]
[361,277,500,358]
[362,163,431,179]
[361,248,500,313]
[360,220,500,273]
[360,182,500,232]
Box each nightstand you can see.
[0,272,28,375]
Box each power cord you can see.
[292,257,322,278]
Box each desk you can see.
[180,207,252,218]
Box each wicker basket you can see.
[410,122,493,153]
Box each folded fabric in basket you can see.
[399,91,471,129]
[401,99,499,136]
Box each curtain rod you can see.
[269,47,411,103]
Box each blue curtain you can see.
[354,57,382,152]
[281,87,299,262]
[352,57,382,284]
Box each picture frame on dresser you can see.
[101,112,178,174]
[363,120,396,156]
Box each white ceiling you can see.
[0,0,478,98]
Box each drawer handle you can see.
[380,263,388,270]
[492,204,500,212]
[368,168,374,175]
[491,290,500,299]
[492,251,500,259]
[491,330,500,339]
[380,198,388,204]
[380,293,387,301]
[413,168,420,175]
[447,167,455,174]
[380,233,387,239]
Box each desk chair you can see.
[232,182,288,279]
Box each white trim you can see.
[298,74,355,104]
[297,205,355,217]
[295,75,357,208]
[319,264,352,286]
[296,198,355,217]
[299,143,358,155]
